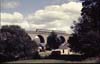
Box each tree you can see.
[68,0,100,57]
[0,25,38,61]
[46,31,62,50]
[59,36,65,44]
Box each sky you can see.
[0,0,82,34]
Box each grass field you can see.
[6,59,98,63]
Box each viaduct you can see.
[26,29,75,54]
[27,29,70,46]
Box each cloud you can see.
[1,1,20,9]
[0,12,30,29]
[1,21,30,30]
[1,1,82,34]
[27,1,82,33]
[1,12,24,23]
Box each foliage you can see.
[0,25,38,61]
[46,31,62,49]
[68,0,100,57]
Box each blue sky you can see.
[1,0,82,34]
[1,0,78,15]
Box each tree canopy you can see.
[0,25,38,61]
[46,31,62,50]
[68,0,100,57]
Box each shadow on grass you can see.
[44,54,87,61]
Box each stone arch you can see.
[37,35,45,43]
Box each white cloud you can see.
[27,1,82,34]
[1,12,24,23]
[1,1,20,9]
[1,1,82,34]
[1,21,30,30]
[0,12,30,29]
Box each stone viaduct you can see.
[27,29,70,45]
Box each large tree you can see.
[46,31,62,50]
[68,0,100,57]
[0,25,38,61]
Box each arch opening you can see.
[37,35,45,43]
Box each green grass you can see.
[5,58,99,63]
[39,51,52,57]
